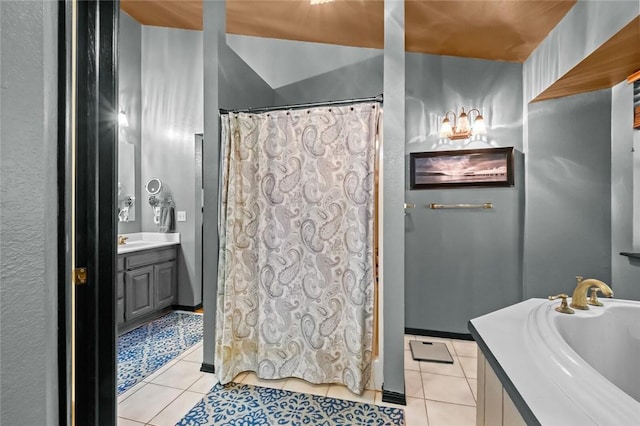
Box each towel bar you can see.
[428,203,493,210]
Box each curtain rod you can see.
[219,94,383,115]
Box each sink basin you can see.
[119,240,155,249]
[117,232,180,254]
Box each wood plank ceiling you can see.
[404,1,576,62]
[533,16,640,102]
[121,0,575,62]
[120,0,640,101]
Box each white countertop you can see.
[117,232,180,254]
[470,298,639,425]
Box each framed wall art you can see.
[410,147,515,189]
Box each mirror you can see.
[118,142,136,221]
[145,177,163,195]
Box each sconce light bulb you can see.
[473,115,487,135]
[439,117,453,138]
[457,111,470,134]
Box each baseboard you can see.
[173,303,203,312]
[117,306,173,336]
[381,386,406,406]
[200,363,215,374]
[405,327,474,341]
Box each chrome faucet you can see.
[117,235,128,246]
[570,276,613,310]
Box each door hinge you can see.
[73,267,88,285]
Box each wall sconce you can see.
[310,0,333,4]
[118,109,129,128]
[439,108,487,140]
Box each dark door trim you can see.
[59,0,119,423]
[57,0,72,424]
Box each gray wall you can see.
[202,0,225,370]
[0,1,59,424]
[219,43,275,110]
[611,81,640,300]
[118,11,142,234]
[524,89,612,298]
[382,0,406,397]
[404,54,524,334]
[406,54,524,151]
[274,55,383,105]
[141,26,204,306]
[226,34,382,90]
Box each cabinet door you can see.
[117,271,124,299]
[125,265,154,320]
[154,260,176,310]
[117,271,125,324]
[116,298,125,325]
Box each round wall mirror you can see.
[145,177,162,195]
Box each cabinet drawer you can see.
[117,256,125,272]
[125,247,176,270]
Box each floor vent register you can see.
[409,340,454,364]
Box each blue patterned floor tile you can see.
[117,311,203,395]
[178,382,404,425]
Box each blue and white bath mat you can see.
[117,311,203,395]
[177,382,405,425]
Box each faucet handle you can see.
[548,294,575,314]
[576,276,583,284]
[587,288,604,307]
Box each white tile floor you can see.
[117,334,478,426]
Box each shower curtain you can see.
[215,102,380,394]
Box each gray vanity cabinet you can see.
[117,246,177,332]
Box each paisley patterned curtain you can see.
[215,102,380,394]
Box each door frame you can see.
[58,0,119,423]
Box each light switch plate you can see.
[177,211,187,222]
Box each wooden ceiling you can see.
[121,0,202,30]
[121,0,575,62]
[405,1,576,62]
[121,0,640,100]
[226,0,384,49]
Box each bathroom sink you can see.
[120,240,155,249]
[117,232,180,254]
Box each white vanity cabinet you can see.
[117,246,177,333]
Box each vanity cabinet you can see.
[117,246,177,332]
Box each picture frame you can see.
[410,147,515,189]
